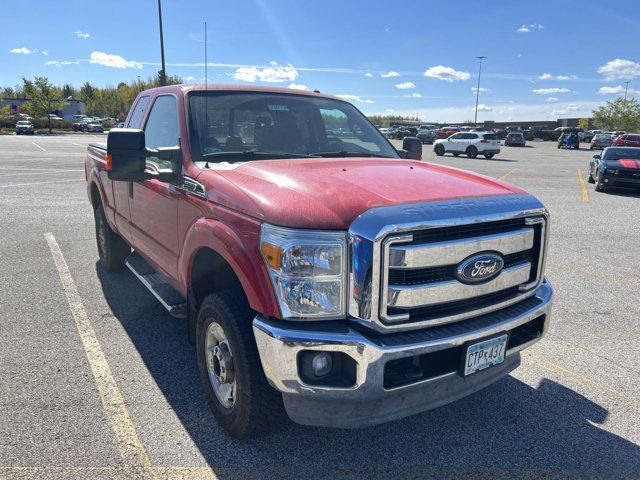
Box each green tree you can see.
[62,83,76,98]
[79,82,95,103]
[592,97,640,132]
[577,118,590,130]
[22,76,67,133]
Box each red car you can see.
[85,84,553,437]
[612,134,640,147]
[436,126,460,139]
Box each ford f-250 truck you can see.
[85,84,552,438]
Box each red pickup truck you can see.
[85,84,552,438]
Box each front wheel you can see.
[434,144,445,156]
[94,204,130,270]
[594,172,606,192]
[484,153,494,159]
[587,170,595,184]
[196,292,284,438]
[466,146,478,158]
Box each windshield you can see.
[17,121,29,125]
[603,147,640,161]
[187,91,399,162]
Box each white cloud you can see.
[380,71,400,78]
[89,51,142,69]
[288,83,308,90]
[42,51,48,56]
[531,87,570,94]
[409,93,422,98]
[475,104,492,112]
[364,72,374,78]
[545,97,558,102]
[424,65,470,82]
[597,58,640,81]
[395,81,415,90]
[598,85,640,96]
[10,47,34,54]
[233,63,298,83]
[336,94,374,104]
[538,72,576,80]
[551,104,580,116]
[45,60,80,67]
[518,23,543,33]
[74,30,90,38]
[185,76,196,81]
[471,87,492,93]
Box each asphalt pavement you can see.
[0,133,638,480]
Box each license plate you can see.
[462,334,508,376]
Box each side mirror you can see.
[593,154,601,160]
[107,129,148,181]
[402,136,422,160]
[107,128,181,183]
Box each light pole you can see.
[624,81,630,100]
[474,56,486,127]
[157,0,167,86]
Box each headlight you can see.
[260,223,347,320]
[605,168,620,175]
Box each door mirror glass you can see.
[593,154,601,160]
[402,136,422,160]
[107,128,148,181]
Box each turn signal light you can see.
[260,242,282,269]
[105,153,112,171]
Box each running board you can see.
[125,252,187,318]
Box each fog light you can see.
[312,352,333,377]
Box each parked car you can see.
[86,121,104,133]
[612,133,640,147]
[434,131,501,158]
[505,132,526,147]
[529,125,555,141]
[378,127,391,137]
[494,129,508,140]
[115,122,125,128]
[588,146,640,192]
[590,133,613,150]
[72,117,93,132]
[15,120,34,135]
[557,132,580,149]
[436,126,460,139]
[85,84,552,437]
[417,125,438,144]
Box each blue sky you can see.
[3,0,640,122]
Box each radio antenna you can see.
[204,21,208,92]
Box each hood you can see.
[607,158,640,169]
[202,158,525,230]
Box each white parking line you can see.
[0,178,83,188]
[0,169,82,178]
[31,141,46,152]
[71,142,86,147]
[44,233,156,478]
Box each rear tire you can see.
[484,153,494,159]
[94,203,130,270]
[196,291,285,438]
[434,144,445,156]
[466,146,478,158]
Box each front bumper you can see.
[601,173,640,188]
[253,280,552,428]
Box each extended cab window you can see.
[127,96,150,129]
[187,92,398,162]
[144,95,179,170]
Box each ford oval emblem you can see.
[456,253,504,284]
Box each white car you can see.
[433,131,501,159]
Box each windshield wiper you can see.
[310,151,395,158]
[201,151,319,161]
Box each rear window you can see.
[483,134,498,140]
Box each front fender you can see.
[178,217,280,318]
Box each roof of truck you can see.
[145,83,344,102]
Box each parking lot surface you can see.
[1,134,639,480]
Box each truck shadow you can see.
[96,264,640,479]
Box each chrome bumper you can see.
[253,280,552,428]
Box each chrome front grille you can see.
[347,194,549,333]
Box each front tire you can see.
[196,292,284,438]
[587,171,595,183]
[466,146,478,158]
[94,204,130,270]
[434,144,445,156]
[594,172,606,192]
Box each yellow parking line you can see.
[499,167,519,180]
[578,169,589,202]
[44,233,157,479]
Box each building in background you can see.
[56,96,86,121]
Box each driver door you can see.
[129,94,182,280]
[447,133,463,152]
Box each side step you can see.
[125,251,187,318]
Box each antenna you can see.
[204,21,208,92]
